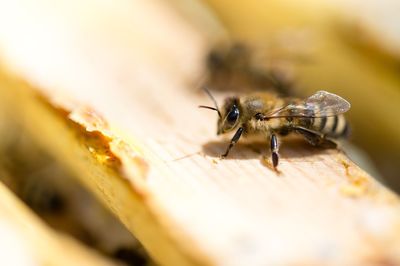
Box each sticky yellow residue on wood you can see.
[337,156,399,204]
[339,157,373,198]
[69,106,110,134]
[36,91,149,184]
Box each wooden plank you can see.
[0,181,119,266]
[0,1,400,266]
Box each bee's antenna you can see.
[200,87,222,118]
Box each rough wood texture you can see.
[0,181,119,266]
[0,1,400,266]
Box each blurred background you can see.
[0,0,399,265]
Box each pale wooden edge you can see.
[0,71,213,266]
[0,181,120,266]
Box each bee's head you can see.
[199,88,241,135]
[217,97,241,135]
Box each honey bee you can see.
[199,89,351,168]
[206,42,297,96]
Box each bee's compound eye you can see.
[227,106,239,124]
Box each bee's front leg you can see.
[270,133,280,168]
[221,127,244,158]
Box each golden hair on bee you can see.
[199,88,351,169]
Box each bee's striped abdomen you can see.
[285,97,350,139]
[295,103,350,139]
[313,114,349,138]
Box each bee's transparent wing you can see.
[270,91,351,118]
[305,90,351,115]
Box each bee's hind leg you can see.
[270,133,280,168]
[294,126,337,149]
